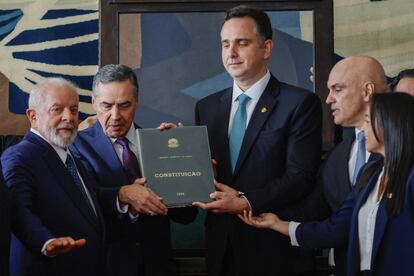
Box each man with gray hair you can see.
[71,64,197,276]
[1,77,105,275]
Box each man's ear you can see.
[263,39,273,60]
[362,82,375,102]
[26,109,36,123]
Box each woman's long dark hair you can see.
[369,92,414,216]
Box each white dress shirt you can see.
[110,124,140,221]
[110,125,140,165]
[358,167,384,270]
[228,70,271,135]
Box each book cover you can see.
[137,126,215,207]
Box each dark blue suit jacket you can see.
[70,122,196,276]
[1,132,105,276]
[195,75,322,275]
[296,162,414,276]
[0,170,10,276]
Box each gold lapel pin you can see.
[386,193,393,199]
[261,107,267,113]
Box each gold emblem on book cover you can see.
[168,138,180,148]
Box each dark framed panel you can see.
[100,0,334,150]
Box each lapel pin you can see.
[261,107,267,113]
[386,193,393,199]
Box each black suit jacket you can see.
[70,122,197,276]
[1,132,106,276]
[195,75,322,276]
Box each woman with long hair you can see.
[239,92,414,276]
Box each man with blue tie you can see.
[1,78,105,276]
[293,56,388,275]
[70,64,197,276]
[193,5,322,276]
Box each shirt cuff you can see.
[289,221,300,247]
[116,196,128,214]
[238,191,252,212]
[41,238,56,257]
[128,212,139,222]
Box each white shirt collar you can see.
[355,128,363,139]
[109,124,137,147]
[232,70,270,103]
[30,128,68,163]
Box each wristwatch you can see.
[237,191,245,198]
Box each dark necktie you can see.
[66,154,96,215]
[352,132,366,185]
[229,94,251,171]
[116,137,141,180]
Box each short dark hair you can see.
[389,68,414,91]
[370,92,414,216]
[224,5,272,43]
[92,64,139,99]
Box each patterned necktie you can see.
[352,132,366,185]
[229,93,251,171]
[66,154,96,215]
[116,137,141,180]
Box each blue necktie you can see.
[229,94,251,171]
[352,132,366,185]
[116,138,141,181]
[66,154,96,215]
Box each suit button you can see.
[135,242,140,247]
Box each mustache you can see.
[56,122,76,131]
[107,120,125,126]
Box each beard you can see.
[38,120,77,148]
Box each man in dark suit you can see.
[193,6,322,276]
[0,135,22,276]
[0,170,10,276]
[70,64,197,276]
[304,56,387,275]
[1,78,105,276]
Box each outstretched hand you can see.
[45,237,86,257]
[237,211,290,236]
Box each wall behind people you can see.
[0,0,99,135]
[334,0,414,77]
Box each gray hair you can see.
[28,77,78,109]
[92,64,139,99]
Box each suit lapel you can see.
[27,132,101,229]
[92,123,130,184]
[233,76,280,176]
[337,136,354,196]
[75,157,106,232]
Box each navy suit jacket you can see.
[0,170,10,276]
[297,161,414,276]
[313,136,382,276]
[70,122,196,276]
[195,75,322,275]
[1,132,105,276]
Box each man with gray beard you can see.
[1,78,105,276]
